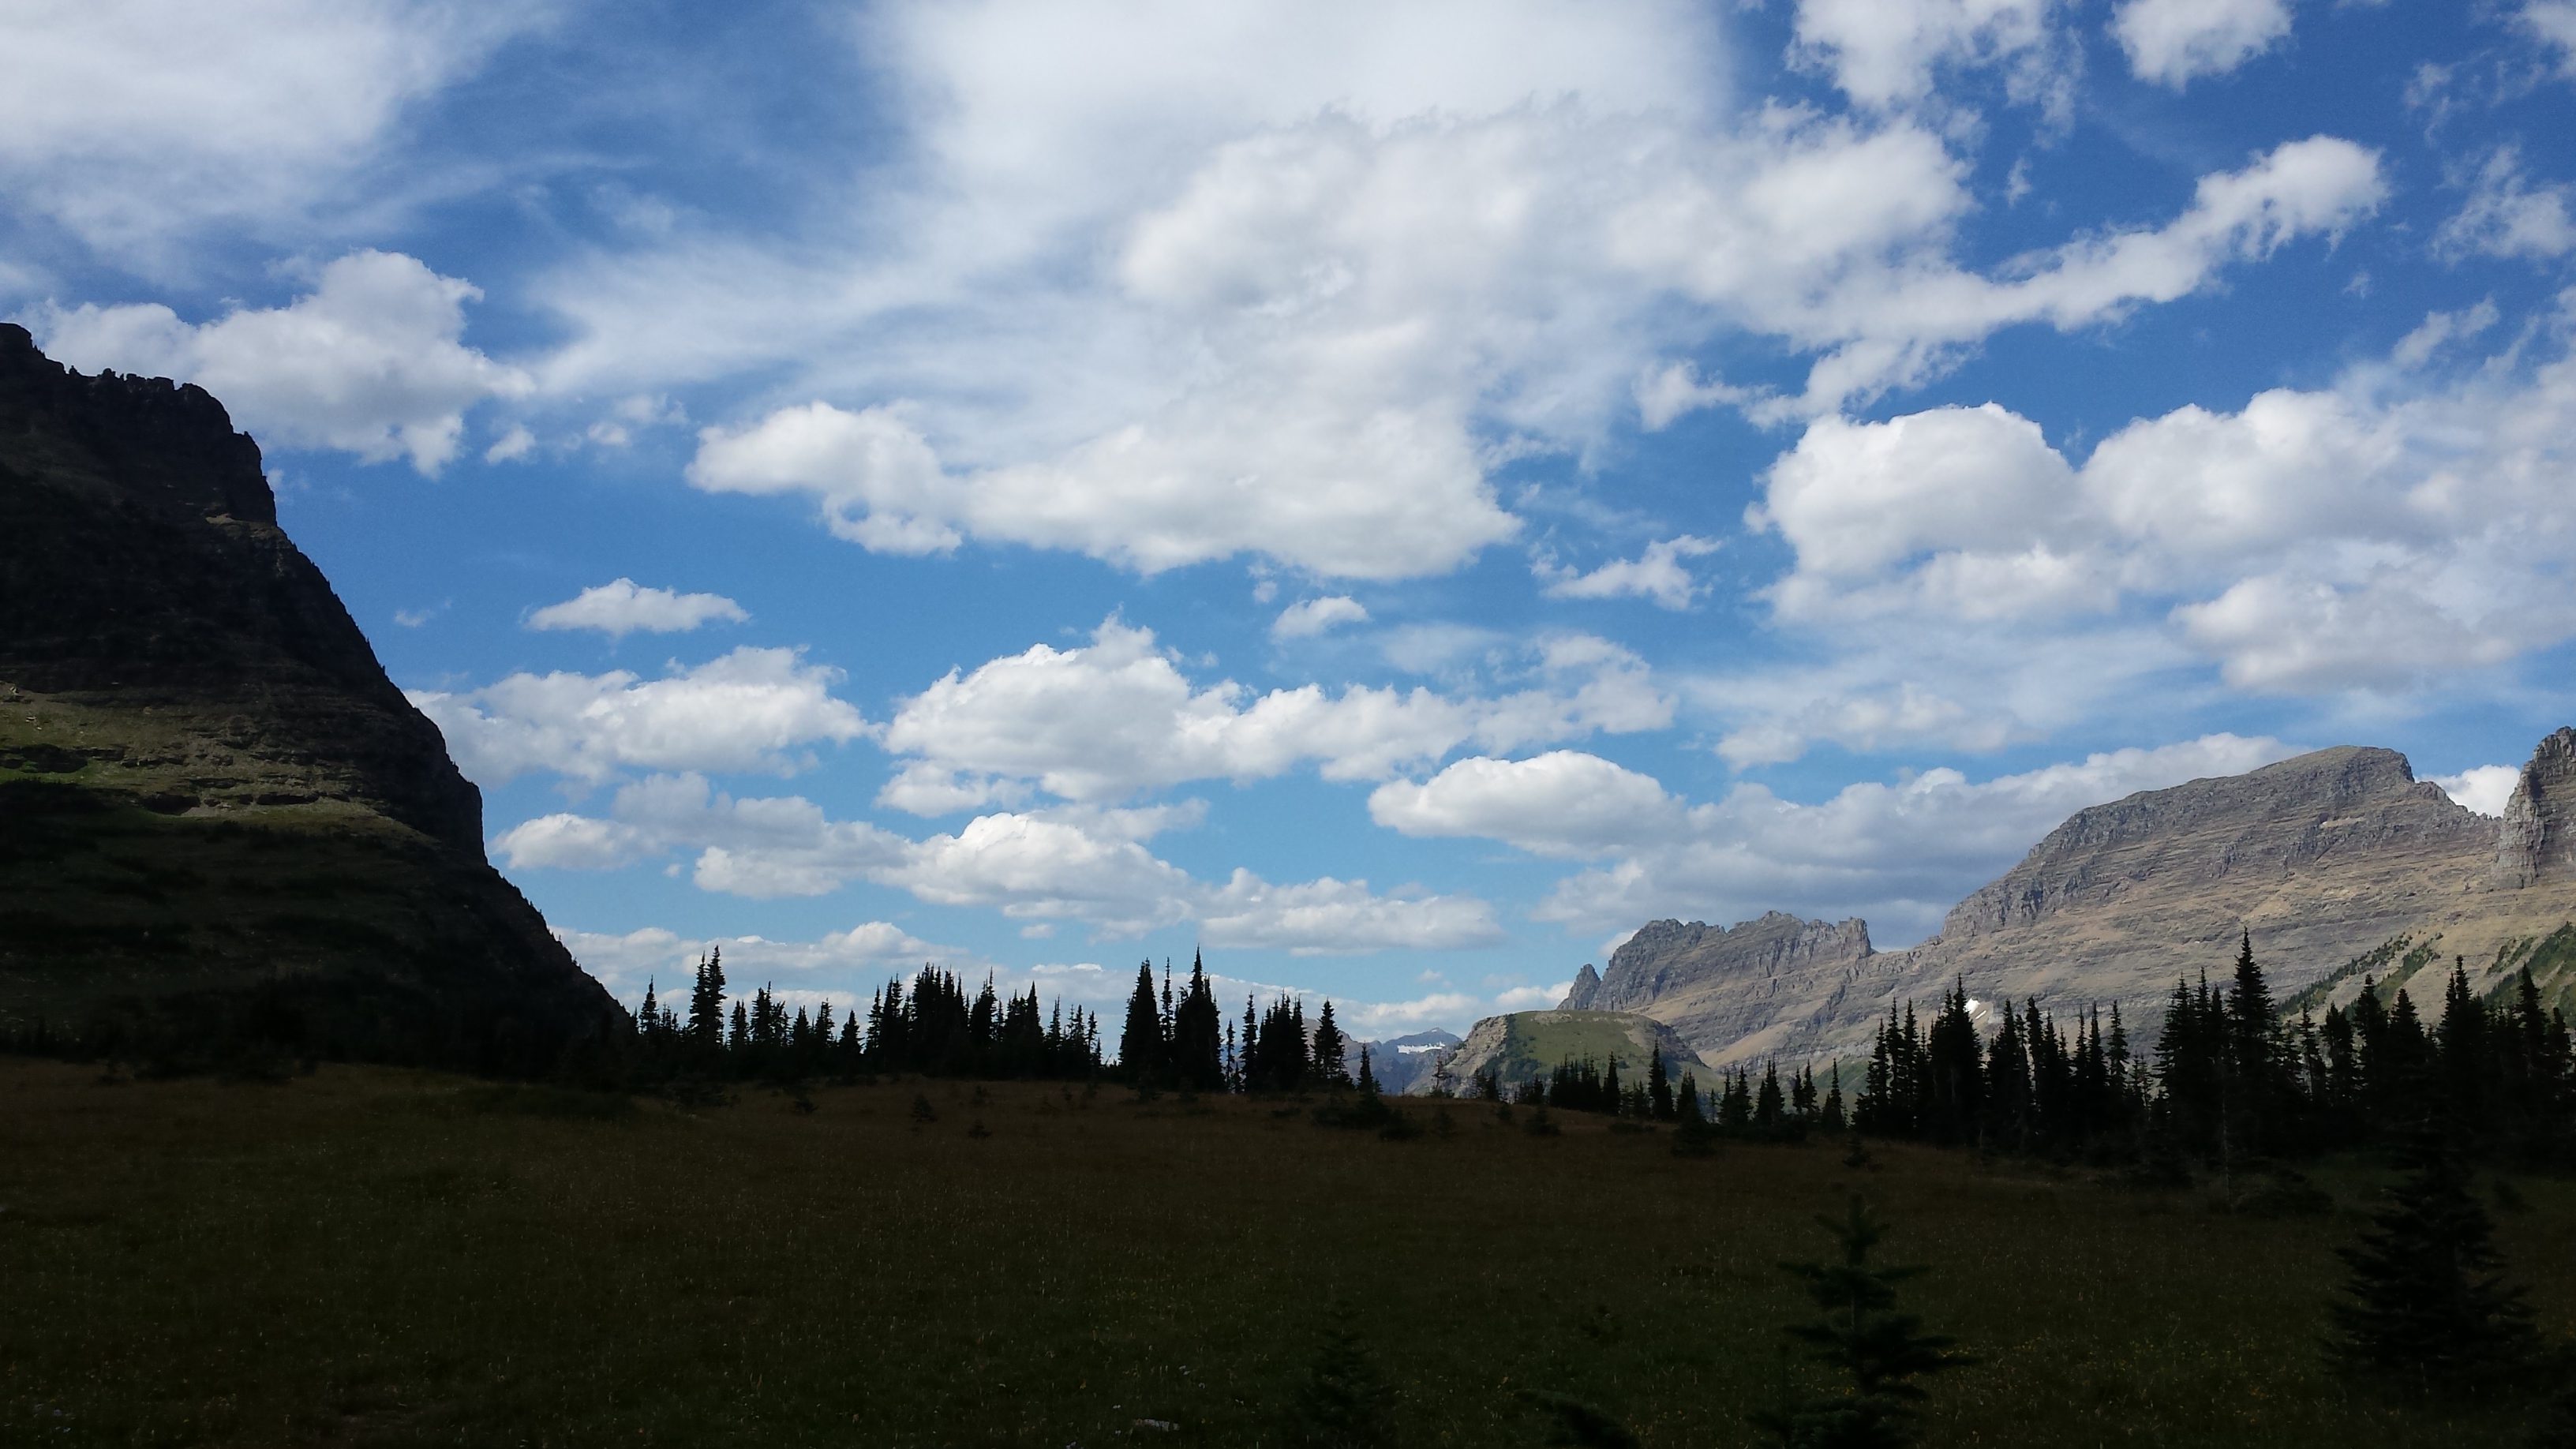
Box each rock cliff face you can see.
[1561,913,1878,1066]
[1419,1009,1712,1095]
[0,325,623,1071]
[2496,728,2576,889]
[1574,739,2576,1069]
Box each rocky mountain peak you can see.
[1,324,274,526]
[1559,962,1603,1010]
[2496,727,2576,889]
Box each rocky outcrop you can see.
[1417,1009,1712,1095]
[0,325,623,1072]
[1560,963,1602,1009]
[1568,913,1880,1067]
[2496,728,2576,889]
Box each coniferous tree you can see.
[1755,1062,1785,1131]
[1676,1071,1702,1122]
[1287,1305,1395,1449]
[1648,1049,1673,1121]
[1751,1196,1975,1448]
[2329,1136,2540,1396]
[1118,961,1163,1079]
[1170,951,1225,1090]
[1312,1001,1350,1088]
[1822,1064,1848,1135]
[687,948,728,1052]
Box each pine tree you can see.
[1286,1305,1395,1448]
[1357,1044,1379,1098]
[1170,950,1225,1090]
[1648,1048,1673,1121]
[2329,1135,2540,1395]
[1750,1196,1974,1448]
[687,948,728,1051]
[1755,1062,1785,1131]
[1118,961,1163,1079]
[1313,1001,1350,1088]
[1822,1064,1848,1135]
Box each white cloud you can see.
[874,616,1668,811]
[1743,307,2576,701]
[1375,734,2296,941]
[1537,536,1720,610]
[1792,0,2065,110]
[2523,2,2576,77]
[1272,597,1371,639]
[485,425,537,462]
[411,646,868,787]
[557,922,965,998]
[501,772,1499,952]
[2436,147,2576,262]
[526,578,751,639]
[2114,0,2293,88]
[33,250,529,472]
[0,2,541,265]
[1634,360,1764,430]
[2431,764,2520,818]
[556,5,2374,580]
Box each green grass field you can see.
[2,1059,2567,1447]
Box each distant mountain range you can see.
[1428,732,2576,1082]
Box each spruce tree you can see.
[1287,1305,1395,1448]
[2329,1136,2540,1396]
[1118,961,1163,1079]
[1648,1048,1673,1120]
[1313,1001,1350,1088]
[1750,1196,1974,1448]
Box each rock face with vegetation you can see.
[1527,736,2576,1070]
[0,324,623,1071]
[1418,1009,1712,1095]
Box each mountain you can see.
[1345,1029,1459,1095]
[0,324,623,1072]
[1543,733,2576,1070]
[1406,1009,1712,1095]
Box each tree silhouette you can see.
[2329,1134,2540,1396]
[1752,1196,1974,1448]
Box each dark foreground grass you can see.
[1,1061,2568,1447]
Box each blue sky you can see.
[9,0,2575,1035]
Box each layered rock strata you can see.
[0,325,623,1071]
[1548,739,2576,1069]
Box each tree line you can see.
[629,948,1383,1092]
[1851,933,2576,1166]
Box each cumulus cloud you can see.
[34,251,528,472]
[1537,536,1720,609]
[2431,765,2521,818]
[552,0,2376,578]
[1374,734,2296,941]
[0,2,540,264]
[873,616,1668,811]
[500,773,1500,951]
[560,921,960,997]
[1272,597,1370,639]
[526,578,751,639]
[411,646,868,787]
[1743,309,2576,703]
[2113,0,2293,87]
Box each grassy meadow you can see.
[1,1059,2569,1447]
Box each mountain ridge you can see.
[1538,732,2576,1071]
